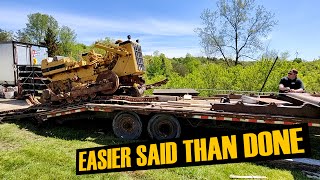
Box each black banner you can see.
[76,123,311,175]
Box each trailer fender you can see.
[147,114,181,140]
[112,111,142,140]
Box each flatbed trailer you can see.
[1,93,320,140]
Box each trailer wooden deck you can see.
[1,94,320,140]
[1,98,319,127]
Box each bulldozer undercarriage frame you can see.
[41,70,121,104]
[38,70,156,105]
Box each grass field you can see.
[0,118,314,180]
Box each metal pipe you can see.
[260,56,279,92]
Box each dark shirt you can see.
[279,77,304,93]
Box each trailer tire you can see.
[147,114,181,140]
[112,111,142,140]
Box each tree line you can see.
[1,0,318,94]
[144,53,320,95]
[1,0,280,66]
[0,13,77,57]
[0,12,118,60]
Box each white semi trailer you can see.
[0,41,49,97]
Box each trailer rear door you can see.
[15,44,31,65]
[0,43,15,85]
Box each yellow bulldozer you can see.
[39,35,167,104]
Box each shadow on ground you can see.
[8,117,320,157]
[8,117,136,145]
[5,118,319,179]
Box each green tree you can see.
[14,29,31,43]
[195,0,277,65]
[146,53,172,78]
[70,43,88,60]
[25,13,59,44]
[293,58,302,63]
[184,53,201,73]
[57,26,77,56]
[95,37,115,45]
[90,37,116,54]
[0,29,13,41]
[146,55,164,78]
[44,28,59,57]
[172,62,188,76]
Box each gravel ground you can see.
[0,98,30,111]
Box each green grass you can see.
[0,120,312,180]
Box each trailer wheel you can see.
[112,112,142,140]
[147,114,181,140]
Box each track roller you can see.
[147,114,181,140]
[112,111,142,140]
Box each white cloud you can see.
[0,6,203,58]
[143,46,204,58]
[54,14,199,38]
[0,7,199,36]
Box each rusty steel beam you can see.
[284,93,320,107]
[212,101,320,119]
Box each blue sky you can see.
[0,0,319,60]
